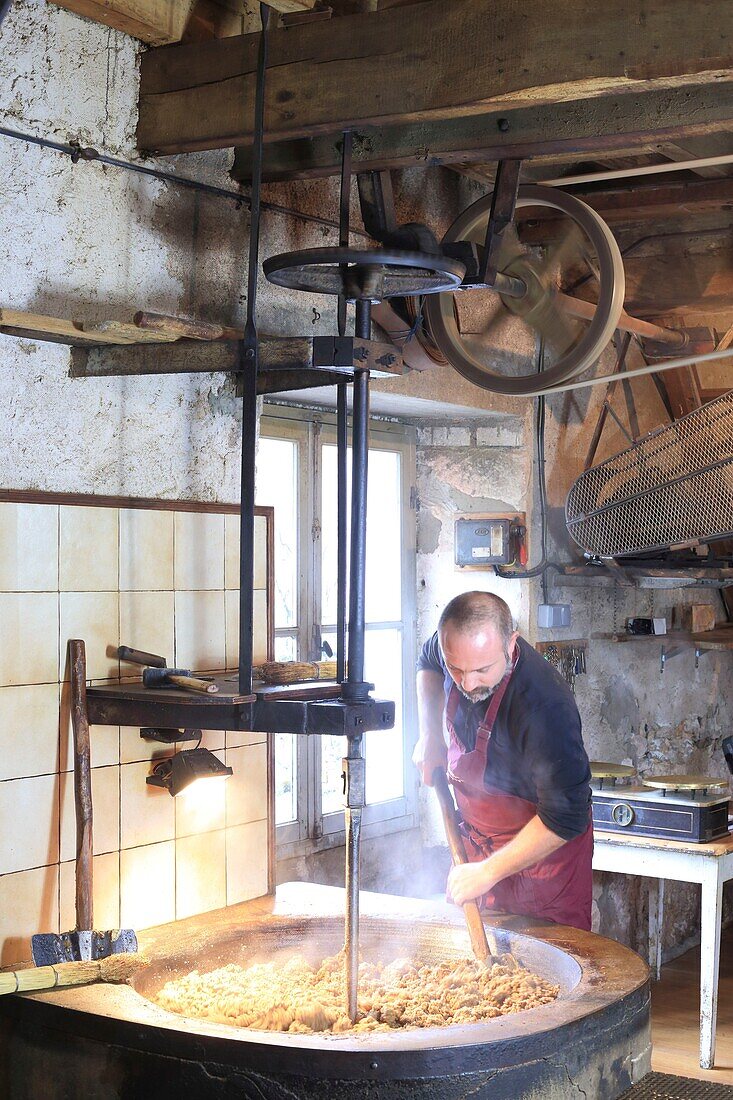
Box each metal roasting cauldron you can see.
[0,886,651,1100]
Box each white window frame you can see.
[259,405,419,860]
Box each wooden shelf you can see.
[554,564,733,590]
[596,628,733,651]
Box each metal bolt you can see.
[370,1061,379,1071]
[245,348,255,359]
[497,117,510,132]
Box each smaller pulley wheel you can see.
[424,185,625,396]
[263,246,466,300]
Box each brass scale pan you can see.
[591,762,727,790]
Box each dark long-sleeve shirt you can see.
[417,633,592,840]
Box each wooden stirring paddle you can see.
[432,769,499,962]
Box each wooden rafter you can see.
[138,0,733,154]
[50,0,198,46]
[231,83,733,182]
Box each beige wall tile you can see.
[58,592,119,681]
[225,730,268,750]
[119,591,174,666]
[175,764,227,838]
[225,513,267,591]
[225,589,268,670]
[254,514,268,592]
[120,729,174,766]
[59,852,119,932]
[120,841,175,929]
[0,864,59,967]
[186,729,224,753]
[174,590,225,671]
[174,512,224,591]
[59,506,118,592]
[119,509,174,592]
[60,766,119,862]
[224,513,239,591]
[0,502,58,592]
[0,684,60,781]
[0,593,59,687]
[226,820,268,906]
[120,761,175,849]
[60,680,118,770]
[0,773,59,875]
[226,743,268,828]
[175,830,226,920]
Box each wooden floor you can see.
[651,925,733,1083]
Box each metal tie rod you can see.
[538,346,733,397]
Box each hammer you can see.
[117,646,219,695]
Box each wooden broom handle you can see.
[69,640,93,931]
[432,768,494,962]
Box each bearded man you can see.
[413,591,593,931]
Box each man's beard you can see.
[458,651,513,704]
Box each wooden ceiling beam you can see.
[512,177,733,232]
[50,0,198,45]
[138,0,732,154]
[231,84,733,182]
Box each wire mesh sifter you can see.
[566,390,733,558]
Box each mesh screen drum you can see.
[566,391,733,557]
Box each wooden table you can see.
[593,829,733,1069]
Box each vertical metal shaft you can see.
[344,735,363,1023]
[238,2,270,696]
[335,129,352,684]
[336,385,348,681]
[347,298,371,692]
[344,297,371,1022]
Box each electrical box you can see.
[454,514,525,568]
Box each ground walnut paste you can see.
[154,951,559,1034]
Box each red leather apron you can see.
[445,655,593,931]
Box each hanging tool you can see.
[32,641,138,965]
[0,953,146,997]
[432,769,498,963]
[117,645,219,694]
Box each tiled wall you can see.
[0,496,272,966]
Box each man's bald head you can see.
[438,591,514,648]
[438,593,517,702]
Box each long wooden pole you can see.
[432,769,497,961]
[69,639,93,932]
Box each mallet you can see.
[117,646,219,695]
[141,667,219,695]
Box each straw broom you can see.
[0,953,147,996]
[253,660,340,685]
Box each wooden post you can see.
[69,639,93,932]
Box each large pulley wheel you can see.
[424,185,625,396]
[263,246,466,300]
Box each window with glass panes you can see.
[255,409,418,855]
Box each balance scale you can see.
[591,763,730,843]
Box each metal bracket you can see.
[479,158,522,285]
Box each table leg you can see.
[699,866,723,1069]
[648,879,664,980]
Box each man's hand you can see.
[447,860,496,906]
[411,735,447,786]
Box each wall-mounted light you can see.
[143,729,233,797]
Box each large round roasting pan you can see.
[0,884,650,1099]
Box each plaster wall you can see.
[3,0,731,965]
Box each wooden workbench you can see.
[593,828,733,1069]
